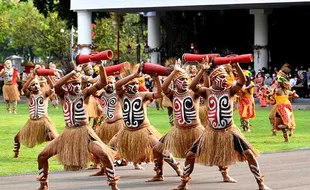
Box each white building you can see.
[70,0,310,72]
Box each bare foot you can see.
[223,176,237,183]
[89,170,106,176]
[259,183,272,190]
[145,175,164,182]
[134,164,144,170]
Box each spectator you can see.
[264,73,272,87]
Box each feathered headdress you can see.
[165,57,177,68]
[120,62,140,84]
[209,66,227,79]
[277,63,291,90]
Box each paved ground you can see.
[1,149,309,190]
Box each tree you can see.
[93,14,148,63]
[0,1,71,62]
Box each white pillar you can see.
[147,12,161,64]
[77,10,92,54]
[250,9,271,72]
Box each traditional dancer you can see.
[147,60,204,182]
[259,86,268,107]
[36,65,119,190]
[173,61,271,190]
[270,64,298,142]
[108,63,180,174]
[237,70,256,132]
[81,63,103,129]
[0,60,20,113]
[13,71,58,158]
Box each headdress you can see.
[276,63,291,90]
[243,70,252,78]
[173,69,189,81]
[165,57,177,68]
[209,66,227,79]
[107,76,116,83]
[82,63,93,73]
[120,62,140,85]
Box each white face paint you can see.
[30,82,40,92]
[213,75,228,89]
[127,83,139,94]
[4,61,12,69]
[67,82,81,95]
[86,69,94,76]
[175,77,188,92]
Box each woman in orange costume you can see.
[237,70,256,132]
[271,64,298,142]
[259,86,268,107]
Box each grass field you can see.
[0,103,309,176]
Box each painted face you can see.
[213,74,228,89]
[175,77,188,92]
[66,81,81,95]
[85,68,94,76]
[30,81,40,92]
[49,63,56,69]
[104,82,115,93]
[126,81,139,94]
[4,61,12,69]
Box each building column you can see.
[146,12,161,64]
[77,10,92,55]
[250,9,271,72]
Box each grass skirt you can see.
[199,104,208,127]
[49,125,115,171]
[86,95,102,118]
[3,84,20,101]
[114,123,161,163]
[19,117,58,148]
[155,124,204,158]
[96,119,125,144]
[196,125,259,166]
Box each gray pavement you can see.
[1,149,310,190]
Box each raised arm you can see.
[190,58,210,97]
[21,72,36,96]
[231,63,246,94]
[115,65,141,96]
[54,70,78,94]
[162,60,183,94]
[145,75,162,100]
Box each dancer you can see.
[108,63,181,174]
[81,63,102,129]
[237,70,256,132]
[13,70,58,158]
[270,64,298,142]
[36,64,119,190]
[173,60,271,190]
[147,60,203,182]
[259,86,268,107]
[0,60,20,113]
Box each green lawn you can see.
[0,103,309,176]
